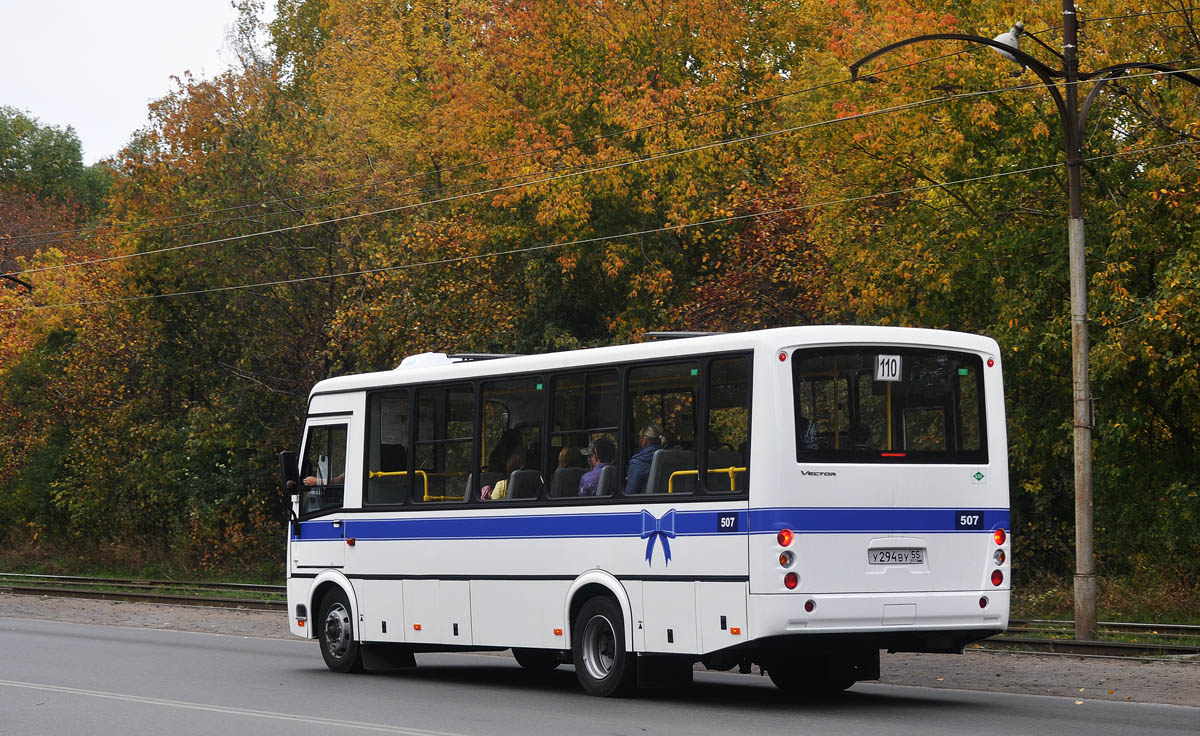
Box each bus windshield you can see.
[793,347,986,464]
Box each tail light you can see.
[993,528,1007,545]
[777,529,794,547]
[784,572,799,590]
[991,569,1004,586]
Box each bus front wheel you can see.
[319,588,364,673]
[571,597,635,696]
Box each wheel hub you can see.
[323,602,351,659]
[580,614,616,680]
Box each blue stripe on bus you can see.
[292,507,1008,541]
[749,507,1010,534]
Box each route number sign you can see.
[875,354,902,382]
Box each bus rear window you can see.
[792,347,986,464]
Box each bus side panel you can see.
[641,582,699,653]
[355,579,407,642]
[471,580,569,649]
[403,579,440,644]
[699,582,748,652]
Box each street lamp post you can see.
[849,1,1200,640]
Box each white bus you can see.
[280,326,1010,696]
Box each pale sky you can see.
[1,1,273,164]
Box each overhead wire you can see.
[3,41,1006,249]
[19,11,1184,249]
[3,81,1055,278]
[8,10,1190,248]
[3,140,1193,315]
[19,64,1197,282]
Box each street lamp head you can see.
[992,22,1024,64]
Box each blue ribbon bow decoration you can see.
[641,509,677,566]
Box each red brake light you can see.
[994,528,1006,545]
[991,569,1004,586]
[777,529,794,547]
[784,572,799,590]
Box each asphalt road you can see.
[0,617,1194,736]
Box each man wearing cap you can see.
[625,424,664,494]
[578,437,616,496]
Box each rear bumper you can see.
[749,589,1009,650]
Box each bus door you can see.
[290,418,350,572]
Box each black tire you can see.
[571,597,636,697]
[318,588,364,673]
[512,647,561,671]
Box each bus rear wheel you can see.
[512,648,561,671]
[572,597,635,696]
[319,588,364,673]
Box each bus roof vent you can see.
[642,331,723,341]
[447,353,524,362]
[397,352,456,369]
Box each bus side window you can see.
[414,384,474,503]
[367,391,411,505]
[627,361,699,495]
[705,356,750,493]
[550,370,618,499]
[300,423,348,514]
[480,378,546,501]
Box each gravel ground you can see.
[1,591,1195,707]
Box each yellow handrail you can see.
[367,469,439,500]
[420,471,467,502]
[667,466,747,493]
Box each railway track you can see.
[0,572,285,611]
[3,574,1197,657]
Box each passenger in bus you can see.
[558,445,587,469]
[303,471,344,486]
[486,429,524,474]
[484,444,527,500]
[624,424,664,494]
[578,438,616,496]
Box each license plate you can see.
[868,548,925,565]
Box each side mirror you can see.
[279,450,299,494]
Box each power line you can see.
[1,25,1071,249]
[1084,7,1199,24]
[5,73,1130,282]
[5,78,861,248]
[5,141,1192,315]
